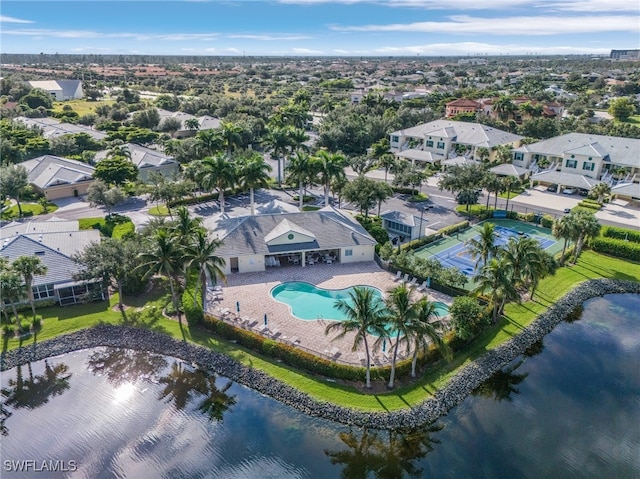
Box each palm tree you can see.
[493,95,516,121]
[384,284,419,389]
[482,173,503,212]
[219,121,244,157]
[287,151,319,210]
[262,126,291,186]
[409,298,452,378]
[0,271,26,329]
[473,256,519,323]
[571,209,601,261]
[378,153,396,184]
[137,229,185,324]
[184,118,200,132]
[184,229,226,310]
[552,215,575,264]
[501,175,521,212]
[501,236,555,298]
[591,182,611,204]
[314,150,347,207]
[476,147,491,162]
[237,153,272,216]
[466,222,498,270]
[171,206,204,247]
[11,256,47,319]
[195,129,223,158]
[326,287,387,389]
[199,153,236,215]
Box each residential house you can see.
[213,207,377,274]
[0,218,103,306]
[14,116,107,141]
[27,80,84,101]
[154,108,221,138]
[380,210,427,242]
[445,98,481,118]
[512,133,640,188]
[389,120,522,165]
[20,155,95,200]
[94,143,179,182]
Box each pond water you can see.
[1,294,639,478]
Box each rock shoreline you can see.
[2,279,638,430]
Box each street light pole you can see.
[418,206,426,241]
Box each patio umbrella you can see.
[382,340,386,352]
[426,277,431,288]
[236,301,240,313]
[264,313,268,326]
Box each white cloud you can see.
[278,0,639,11]
[0,15,34,23]
[331,15,640,35]
[292,47,324,54]
[372,41,611,55]
[226,34,312,41]
[1,28,220,41]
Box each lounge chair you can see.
[408,277,418,287]
[393,271,403,281]
[416,281,427,292]
[401,273,410,283]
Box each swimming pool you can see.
[270,281,449,321]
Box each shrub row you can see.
[400,220,470,252]
[540,214,555,228]
[391,186,418,196]
[589,236,640,261]
[577,201,601,210]
[601,225,640,243]
[202,315,444,382]
[170,192,219,207]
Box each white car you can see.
[562,188,576,195]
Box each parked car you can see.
[563,208,572,214]
[562,188,576,195]
[578,189,589,196]
[546,184,558,192]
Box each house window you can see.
[437,142,445,149]
[33,284,55,300]
[392,136,399,143]
[514,153,524,161]
[565,159,577,168]
[426,140,434,148]
[287,233,294,240]
[582,162,594,171]
[344,249,353,257]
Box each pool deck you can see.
[205,261,453,366]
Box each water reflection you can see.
[87,348,168,385]
[159,361,236,422]
[1,361,71,411]
[325,424,443,479]
[472,358,528,402]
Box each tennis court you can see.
[415,219,561,277]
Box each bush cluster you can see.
[601,225,640,243]
[355,215,391,246]
[589,236,640,261]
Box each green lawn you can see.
[51,99,114,116]
[148,205,170,216]
[1,202,58,220]
[2,251,639,412]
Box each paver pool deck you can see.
[205,261,452,366]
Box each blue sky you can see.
[1,1,639,56]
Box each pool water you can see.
[270,281,449,321]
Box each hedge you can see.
[202,315,445,382]
[589,236,640,261]
[170,192,219,207]
[112,221,135,239]
[577,201,601,210]
[601,225,640,243]
[401,221,469,251]
[540,214,555,228]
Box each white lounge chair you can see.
[393,271,403,281]
[408,277,418,287]
[416,281,427,292]
[401,273,410,283]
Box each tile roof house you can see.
[213,207,377,274]
[389,120,522,165]
[1,219,103,306]
[20,155,95,200]
[512,133,640,184]
[94,143,179,182]
[445,98,482,118]
[27,80,84,101]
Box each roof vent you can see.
[35,251,45,255]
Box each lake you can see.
[1,293,638,478]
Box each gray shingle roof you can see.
[214,208,376,257]
[20,155,95,189]
[14,117,106,140]
[94,143,177,169]
[1,219,80,237]
[380,210,417,227]
[391,120,522,148]
[531,170,602,189]
[489,163,530,177]
[514,133,639,168]
[0,235,82,287]
[395,149,444,163]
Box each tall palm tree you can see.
[171,206,204,247]
[591,182,611,204]
[0,271,26,329]
[500,236,555,297]
[314,150,347,207]
[552,215,575,264]
[409,298,451,378]
[378,154,396,184]
[199,153,236,215]
[219,121,244,157]
[466,222,498,270]
[237,154,272,216]
[195,129,223,158]
[501,175,521,211]
[184,229,226,309]
[493,95,516,121]
[11,256,47,319]
[482,173,503,211]
[287,151,319,210]
[326,287,387,389]
[262,126,291,186]
[137,229,186,324]
[571,209,601,261]
[473,256,519,323]
[384,284,419,389]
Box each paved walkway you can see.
[205,262,453,366]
